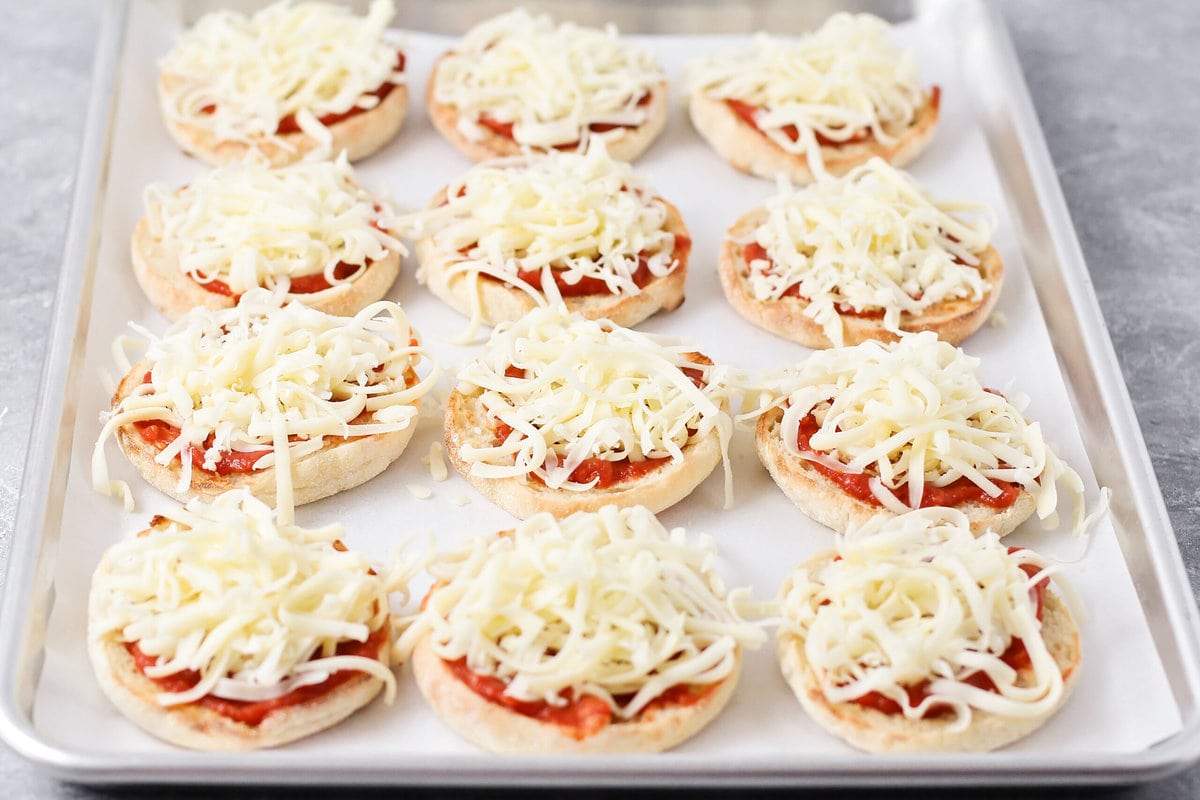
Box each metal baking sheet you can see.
[2,0,1199,785]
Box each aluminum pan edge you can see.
[962,0,1200,777]
[2,0,1198,786]
[0,0,130,776]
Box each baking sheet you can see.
[21,0,1183,776]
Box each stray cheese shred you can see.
[432,8,663,150]
[453,305,734,499]
[92,289,437,510]
[404,144,683,338]
[143,153,403,296]
[398,505,766,718]
[89,489,395,706]
[743,158,995,346]
[781,507,1068,729]
[159,0,402,149]
[687,13,926,178]
[765,332,1087,529]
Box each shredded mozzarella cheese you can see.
[767,331,1087,529]
[89,489,395,706]
[399,505,766,718]
[92,289,437,510]
[781,507,1068,730]
[432,8,662,149]
[143,153,403,296]
[687,13,926,178]
[742,159,995,346]
[159,0,402,148]
[453,305,733,499]
[404,145,683,338]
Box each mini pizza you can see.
[88,490,396,750]
[427,9,667,162]
[158,0,407,166]
[777,507,1081,752]
[400,505,766,753]
[92,290,436,512]
[444,306,733,519]
[687,13,938,183]
[133,154,404,321]
[753,332,1086,536]
[720,158,1002,348]
[406,145,690,338]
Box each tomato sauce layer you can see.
[725,86,940,148]
[743,242,885,318]
[130,371,396,474]
[127,625,388,727]
[134,419,272,475]
[848,558,1048,717]
[478,91,652,148]
[473,235,689,299]
[274,52,406,134]
[445,657,715,740]
[491,363,707,489]
[197,259,365,300]
[795,412,1022,509]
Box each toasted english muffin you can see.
[93,293,434,510]
[416,189,689,332]
[755,405,1036,538]
[158,0,407,167]
[719,206,1003,348]
[425,9,667,163]
[401,506,764,753]
[688,88,938,184]
[411,633,740,754]
[131,155,404,321]
[772,513,1084,753]
[444,382,723,520]
[88,494,394,750]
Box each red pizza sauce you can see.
[134,419,272,475]
[478,91,653,148]
[848,557,1048,717]
[742,241,887,319]
[444,657,716,740]
[127,625,388,727]
[196,260,364,300]
[490,362,708,489]
[795,411,1022,509]
[275,52,406,135]
[725,86,940,148]
[474,234,690,298]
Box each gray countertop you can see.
[1,0,1197,797]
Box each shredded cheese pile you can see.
[769,332,1085,527]
[406,145,681,333]
[454,305,733,495]
[433,8,662,149]
[143,153,403,296]
[90,489,395,705]
[744,159,994,346]
[159,0,402,147]
[781,507,1066,729]
[399,505,766,718]
[92,289,436,509]
[687,13,925,176]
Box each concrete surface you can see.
[0,0,1197,797]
